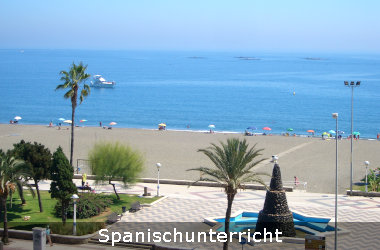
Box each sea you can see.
[1,49,380,138]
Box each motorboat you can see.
[91,75,116,88]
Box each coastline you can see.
[1,123,379,194]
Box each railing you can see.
[76,159,91,174]
[265,181,307,192]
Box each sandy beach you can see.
[1,124,379,194]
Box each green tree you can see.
[367,168,380,192]
[89,142,144,200]
[55,62,91,166]
[50,147,77,223]
[0,153,33,244]
[188,138,267,250]
[12,140,52,212]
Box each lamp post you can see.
[71,194,79,235]
[156,163,161,197]
[332,113,338,250]
[364,161,370,192]
[344,81,360,195]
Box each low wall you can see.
[0,228,95,244]
[346,190,380,197]
[73,175,293,192]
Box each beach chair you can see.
[129,201,141,212]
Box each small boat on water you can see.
[91,75,116,88]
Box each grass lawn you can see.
[1,190,159,235]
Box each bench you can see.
[106,212,122,224]
[129,201,141,213]
[78,186,92,191]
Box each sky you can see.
[1,0,380,52]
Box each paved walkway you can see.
[5,180,380,249]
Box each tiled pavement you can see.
[12,180,380,249]
[85,181,380,249]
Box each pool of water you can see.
[212,211,335,234]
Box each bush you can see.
[54,193,113,219]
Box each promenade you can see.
[5,180,380,249]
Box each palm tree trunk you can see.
[9,190,13,209]
[16,181,26,205]
[223,191,236,250]
[109,180,120,200]
[70,104,75,166]
[35,179,43,212]
[1,197,9,244]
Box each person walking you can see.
[82,173,87,188]
[46,225,53,246]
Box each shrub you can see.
[54,193,113,219]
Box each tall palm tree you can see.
[0,154,33,244]
[188,138,267,250]
[56,62,91,166]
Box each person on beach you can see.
[99,121,102,127]
[46,225,53,246]
[49,121,53,127]
[294,176,299,186]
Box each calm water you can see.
[1,49,380,138]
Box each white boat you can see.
[91,75,116,88]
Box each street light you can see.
[71,194,79,235]
[364,161,370,192]
[344,81,360,195]
[332,113,338,250]
[156,163,161,197]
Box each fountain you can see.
[255,163,296,237]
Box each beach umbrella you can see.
[109,122,117,126]
[247,126,257,130]
[338,130,345,134]
[63,120,72,124]
[287,128,294,132]
[329,130,336,134]
[322,132,328,135]
[14,116,22,120]
[158,123,166,127]
[307,130,315,133]
[353,131,360,136]
[80,119,87,122]
[58,118,65,121]
[208,124,215,128]
[263,127,271,131]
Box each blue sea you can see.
[1,49,380,138]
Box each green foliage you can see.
[11,140,52,181]
[189,138,268,191]
[56,61,91,106]
[367,168,380,192]
[50,147,77,222]
[0,153,33,243]
[89,142,144,185]
[54,193,113,219]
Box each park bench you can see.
[129,201,141,213]
[106,212,122,224]
[78,186,92,191]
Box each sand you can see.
[1,124,379,194]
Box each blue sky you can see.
[1,0,380,52]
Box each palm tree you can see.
[56,62,91,166]
[188,138,267,250]
[0,154,33,244]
